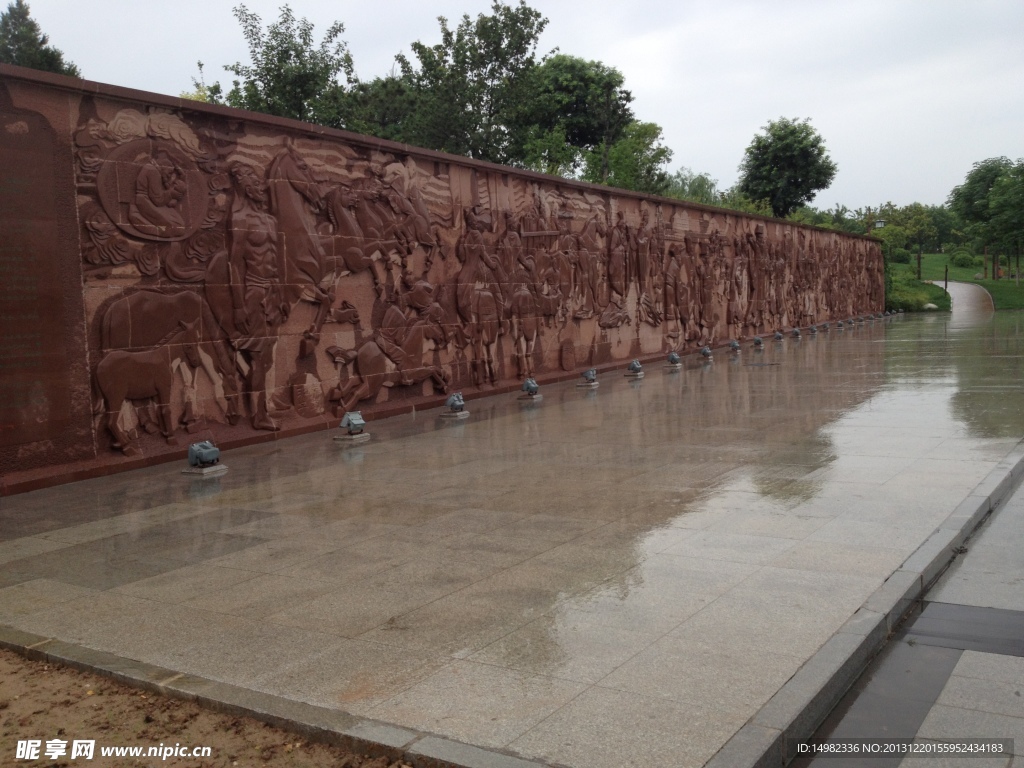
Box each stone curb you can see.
[0,628,550,768]
[704,439,1024,768]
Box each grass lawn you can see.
[891,253,1024,310]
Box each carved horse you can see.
[95,320,203,456]
[323,184,396,298]
[327,317,449,414]
[100,290,242,428]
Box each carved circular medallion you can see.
[97,139,208,242]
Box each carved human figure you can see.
[553,205,578,321]
[509,268,540,378]
[328,279,449,414]
[455,213,505,386]
[633,208,654,316]
[597,210,632,328]
[266,144,347,358]
[373,278,438,386]
[498,209,530,277]
[663,246,692,347]
[575,210,606,319]
[128,150,187,237]
[696,237,727,345]
[228,162,287,431]
[608,211,629,301]
[521,185,551,249]
[650,212,666,320]
[770,241,787,327]
[746,225,768,331]
[381,158,439,274]
[729,243,750,338]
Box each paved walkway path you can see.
[944,280,996,316]
[2,309,1023,767]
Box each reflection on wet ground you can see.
[3,306,1024,768]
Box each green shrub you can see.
[891,248,912,264]
[886,271,950,312]
[951,252,977,268]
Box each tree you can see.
[583,120,672,195]
[900,202,938,254]
[516,54,633,178]
[987,159,1024,255]
[396,1,550,164]
[344,74,418,143]
[924,204,959,251]
[0,0,79,76]
[664,167,720,206]
[519,124,581,177]
[662,168,771,216]
[716,187,772,217]
[737,117,837,218]
[216,4,353,126]
[180,62,219,103]
[948,157,1016,250]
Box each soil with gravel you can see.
[0,647,410,768]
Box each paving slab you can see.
[3,306,1024,767]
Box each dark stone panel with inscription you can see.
[0,80,93,483]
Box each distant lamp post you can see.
[874,219,886,229]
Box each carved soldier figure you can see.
[227,162,287,431]
[498,209,530,277]
[382,158,439,274]
[380,175,435,276]
[576,209,606,318]
[746,225,768,332]
[554,204,578,320]
[663,245,692,346]
[770,240,787,327]
[456,210,505,387]
[608,210,629,301]
[634,208,661,326]
[598,210,632,329]
[729,241,751,338]
[374,278,437,386]
[509,268,540,378]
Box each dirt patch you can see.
[0,647,411,768]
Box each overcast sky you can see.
[23,0,1024,211]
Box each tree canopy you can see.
[583,120,672,195]
[948,157,1022,251]
[518,54,633,178]
[0,0,79,76]
[201,4,353,126]
[202,2,670,195]
[987,161,1024,254]
[394,0,550,165]
[737,117,837,218]
[663,168,772,216]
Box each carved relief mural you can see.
[0,68,883,479]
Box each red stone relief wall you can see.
[0,67,883,491]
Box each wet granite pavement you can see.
[3,294,1024,767]
[792,288,1024,767]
